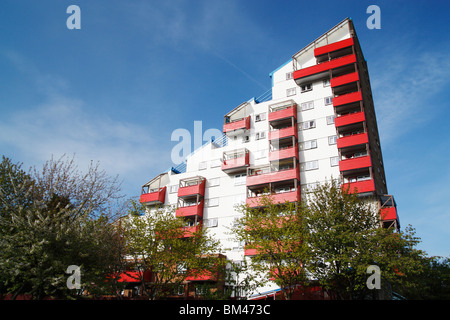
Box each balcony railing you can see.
[337,132,368,149]
[339,155,372,172]
[293,54,356,84]
[178,177,206,198]
[139,186,166,205]
[314,37,355,57]
[247,167,299,187]
[332,90,362,107]
[331,71,359,88]
[335,111,365,128]
[175,200,204,218]
[341,179,375,194]
[222,149,249,173]
[268,125,298,141]
[223,116,251,133]
[246,189,300,208]
[268,104,297,122]
[268,145,299,162]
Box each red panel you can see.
[246,189,300,208]
[178,180,206,197]
[339,155,372,172]
[186,270,218,281]
[176,200,204,218]
[380,207,397,221]
[314,37,354,57]
[116,271,151,283]
[223,116,251,133]
[268,105,297,122]
[337,132,368,149]
[335,111,365,127]
[222,153,249,171]
[332,91,362,107]
[247,168,299,186]
[182,224,202,238]
[268,145,299,162]
[331,71,359,87]
[244,247,259,256]
[342,179,375,194]
[268,125,297,141]
[139,186,166,204]
[293,54,356,81]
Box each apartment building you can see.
[138,18,399,298]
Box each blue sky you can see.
[1,0,449,258]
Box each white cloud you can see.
[370,43,450,146]
[0,51,172,197]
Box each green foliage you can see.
[232,195,310,300]
[121,200,223,300]
[0,155,124,299]
[304,179,428,299]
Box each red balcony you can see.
[331,71,359,88]
[342,179,375,194]
[332,91,362,107]
[185,254,225,281]
[380,207,398,221]
[268,125,298,141]
[223,116,251,133]
[181,223,202,238]
[268,104,297,122]
[337,132,368,149]
[269,145,299,162]
[176,200,204,218]
[246,189,300,208]
[178,178,206,198]
[335,111,365,128]
[293,54,356,83]
[222,149,249,173]
[247,168,299,187]
[314,37,355,57]
[339,155,372,172]
[139,186,166,205]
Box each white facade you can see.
[139,18,398,298]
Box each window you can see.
[301,83,312,92]
[330,156,339,167]
[169,185,179,193]
[304,160,319,171]
[242,135,250,143]
[328,135,337,145]
[255,112,266,122]
[286,87,296,97]
[323,78,331,87]
[300,120,316,130]
[324,96,333,105]
[256,131,266,140]
[286,72,293,80]
[199,161,207,170]
[206,197,219,207]
[209,177,220,187]
[326,115,335,125]
[300,139,317,150]
[234,173,246,186]
[204,218,218,228]
[300,100,314,111]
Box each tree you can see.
[0,155,125,299]
[121,200,223,300]
[303,179,428,299]
[232,195,310,300]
